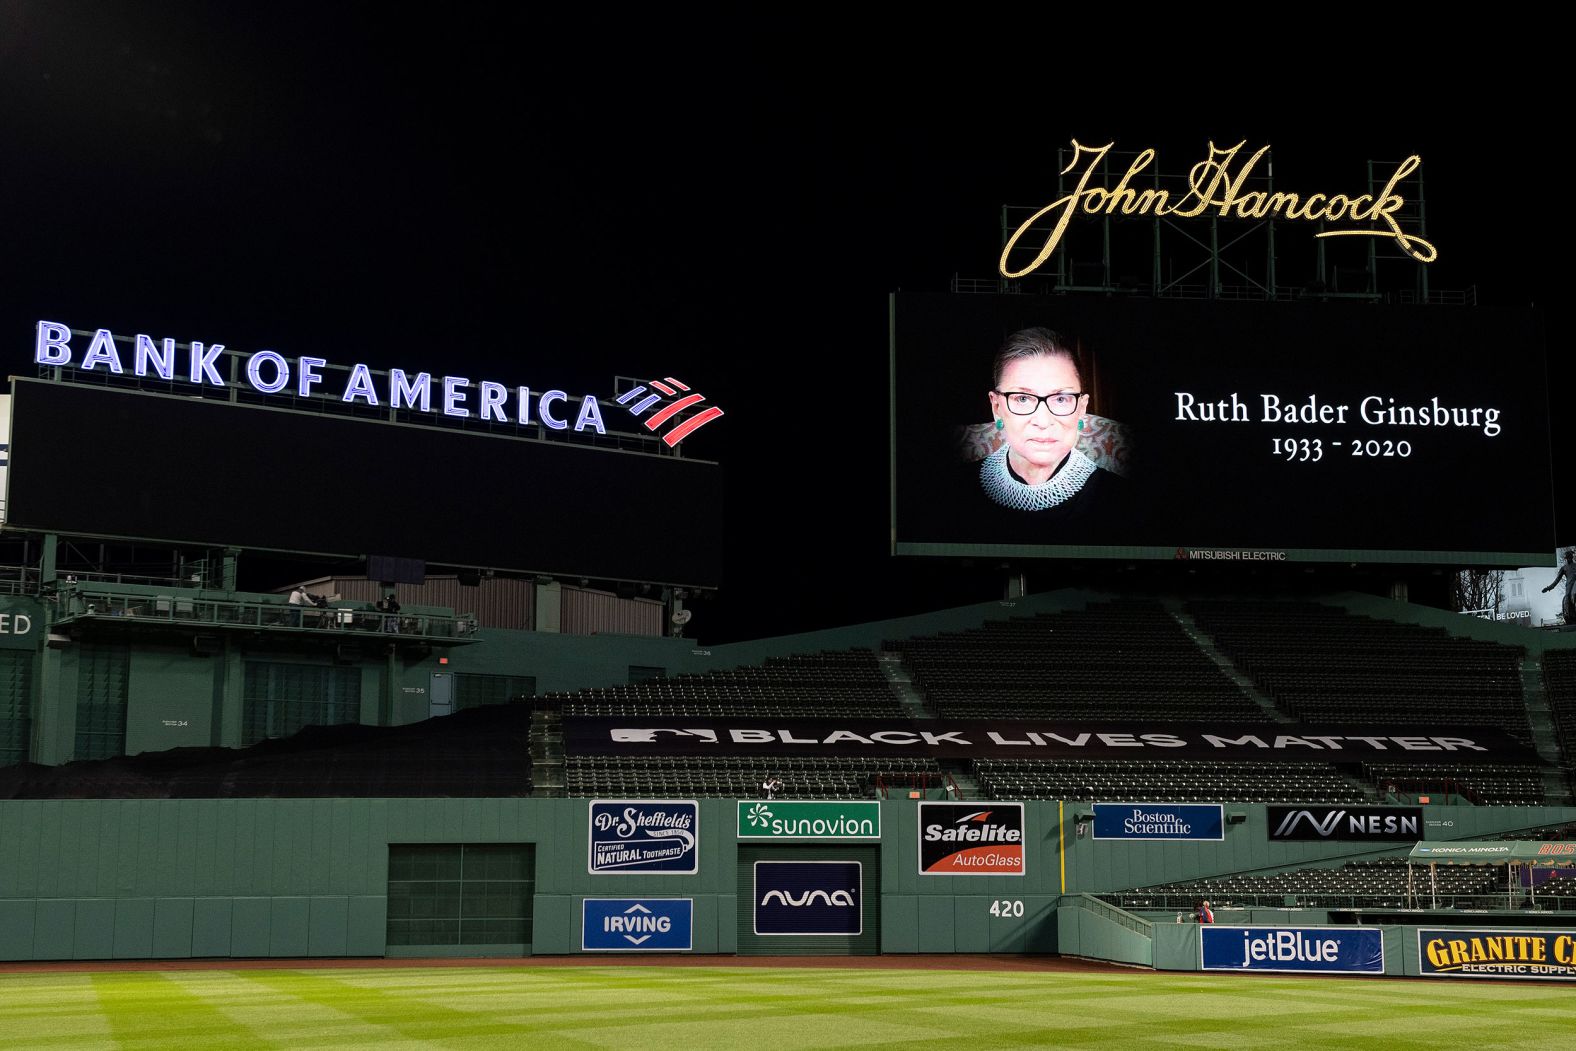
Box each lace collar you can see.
[980,445,1097,511]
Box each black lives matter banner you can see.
[564,718,1533,762]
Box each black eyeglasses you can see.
[995,390,1086,417]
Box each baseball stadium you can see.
[2,13,1573,1050]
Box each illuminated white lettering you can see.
[516,386,533,425]
[341,363,379,405]
[189,342,225,387]
[539,389,568,430]
[134,335,175,380]
[246,351,290,394]
[575,395,606,434]
[81,329,124,374]
[35,321,72,365]
[390,369,431,412]
[298,356,326,398]
[479,381,508,421]
[443,376,471,417]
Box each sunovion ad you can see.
[1202,926,1384,975]
[587,800,699,874]
[1092,803,1223,841]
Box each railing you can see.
[873,770,955,800]
[950,275,1024,295]
[59,569,197,589]
[1376,777,1483,806]
[1068,894,1154,935]
[53,586,478,641]
[1109,891,1576,913]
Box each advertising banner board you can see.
[1417,929,1576,980]
[581,899,694,951]
[588,800,699,874]
[918,802,1025,875]
[753,861,863,936]
[1266,806,1423,841]
[737,801,881,840]
[1202,926,1384,975]
[565,719,1531,762]
[1093,803,1223,841]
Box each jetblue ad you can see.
[1202,926,1384,975]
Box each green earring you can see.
[995,418,1004,431]
[1077,418,1086,432]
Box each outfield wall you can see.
[0,797,1570,962]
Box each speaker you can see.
[190,634,221,657]
[457,568,482,587]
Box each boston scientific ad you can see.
[891,294,1554,564]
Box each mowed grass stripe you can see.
[234,969,607,1046]
[167,971,422,1048]
[0,977,113,1050]
[0,966,1566,1051]
[90,972,284,1051]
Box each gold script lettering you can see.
[998,140,1119,279]
[1001,141,1439,277]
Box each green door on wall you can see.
[386,843,536,957]
[736,844,880,956]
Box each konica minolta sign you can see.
[1092,803,1223,841]
[1202,926,1384,975]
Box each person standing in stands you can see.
[287,584,312,626]
[377,593,402,633]
[1196,900,1214,924]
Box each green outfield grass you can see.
[0,964,1571,1050]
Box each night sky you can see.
[0,8,1563,641]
